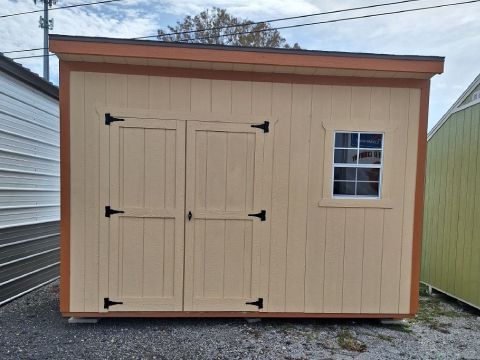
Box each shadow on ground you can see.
[1,282,479,359]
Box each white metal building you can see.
[0,54,60,305]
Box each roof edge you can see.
[428,73,480,141]
[0,54,58,100]
[49,34,445,62]
[49,35,444,76]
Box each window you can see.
[333,132,383,198]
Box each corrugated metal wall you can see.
[0,222,59,304]
[0,70,59,305]
[421,101,480,309]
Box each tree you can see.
[157,7,300,49]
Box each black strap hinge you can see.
[105,206,124,217]
[245,297,263,309]
[104,297,123,309]
[251,121,269,133]
[105,113,124,125]
[248,210,266,221]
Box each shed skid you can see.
[50,35,443,318]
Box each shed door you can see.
[183,121,271,312]
[105,118,185,312]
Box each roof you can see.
[0,53,59,100]
[51,34,444,62]
[428,73,480,141]
[49,35,444,77]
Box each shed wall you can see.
[68,71,421,314]
[422,102,480,309]
[0,71,60,305]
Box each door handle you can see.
[187,211,192,221]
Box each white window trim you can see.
[332,131,384,199]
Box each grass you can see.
[418,297,465,320]
[415,293,467,333]
[427,321,451,334]
[376,334,395,343]
[336,330,367,352]
[305,332,317,343]
[385,323,413,334]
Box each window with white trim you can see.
[333,132,383,198]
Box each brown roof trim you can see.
[49,35,444,76]
[0,54,58,99]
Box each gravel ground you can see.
[1,281,479,359]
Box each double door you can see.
[102,115,272,313]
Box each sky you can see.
[1,0,479,130]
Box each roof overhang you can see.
[0,54,58,99]
[50,35,444,79]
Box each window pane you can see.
[333,181,355,195]
[334,149,357,164]
[359,133,383,149]
[357,168,380,182]
[334,167,356,181]
[356,181,379,196]
[358,149,382,164]
[335,132,358,148]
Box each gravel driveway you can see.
[1,281,479,359]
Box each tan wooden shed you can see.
[50,35,444,318]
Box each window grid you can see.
[332,131,384,199]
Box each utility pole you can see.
[34,0,56,81]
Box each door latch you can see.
[187,211,192,221]
[245,297,263,309]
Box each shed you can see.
[422,74,480,310]
[0,54,60,305]
[50,35,444,318]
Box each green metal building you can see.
[422,74,480,309]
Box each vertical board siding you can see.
[398,89,420,313]
[69,71,85,311]
[422,102,480,309]
[267,83,292,312]
[380,88,410,313]
[250,82,273,309]
[104,73,127,305]
[83,73,106,311]
[304,85,330,313]
[285,84,312,312]
[70,71,421,314]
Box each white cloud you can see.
[1,0,479,129]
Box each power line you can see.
[3,0,466,53]
[4,0,424,54]
[0,0,124,19]
[9,0,479,59]
[5,0,423,53]
[145,0,426,40]
[10,54,56,60]
[3,47,45,54]
[190,0,480,42]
